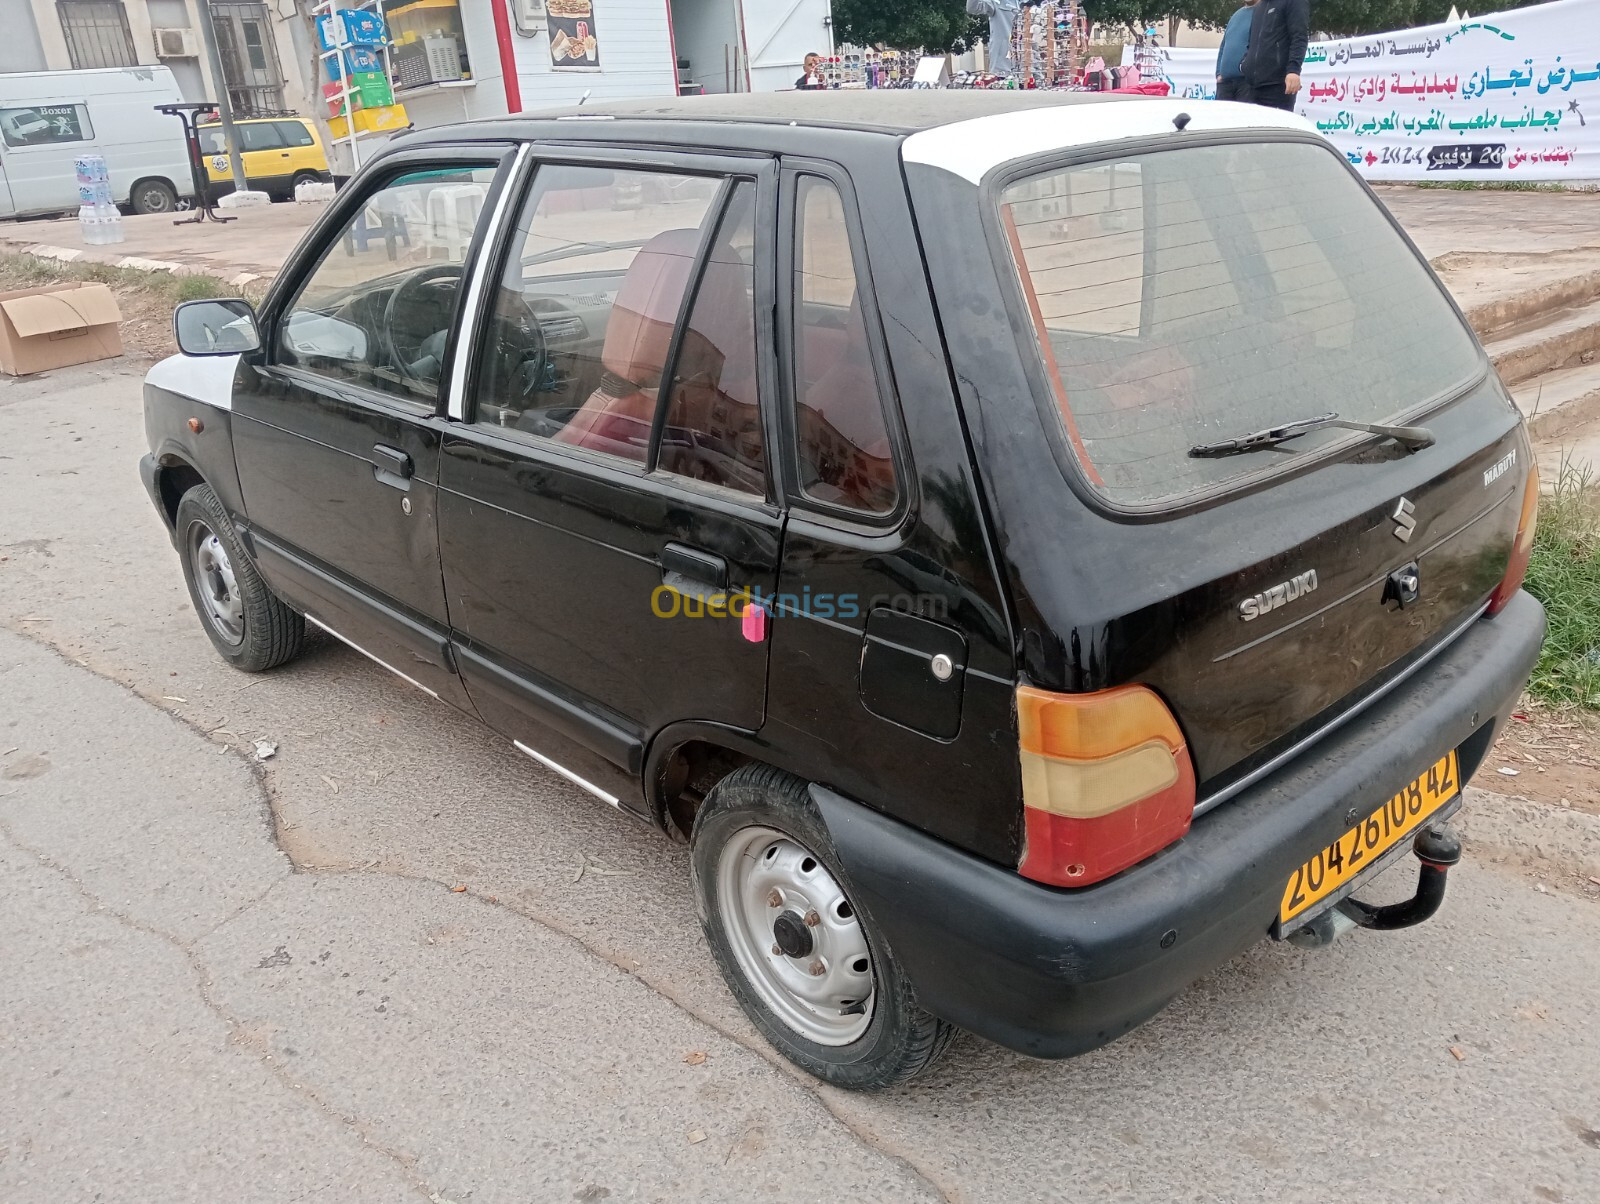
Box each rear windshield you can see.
[998,140,1482,508]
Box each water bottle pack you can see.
[74,154,124,246]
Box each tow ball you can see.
[1288,824,1463,948]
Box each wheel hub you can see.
[189,524,244,645]
[771,910,813,959]
[715,826,875,1046]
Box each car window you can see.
[472,163,723,466]
[655,181,764,496]
[277,164,500,404]
[0,104,92,147]
[275,120,315,149]
[791,176,897,515]
[238,122,284,152]
[999,141,1482,508]
[197,125,224,156]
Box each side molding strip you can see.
[513,740,621,808]
[306,614,441,699]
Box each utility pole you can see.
[194,0,250,193]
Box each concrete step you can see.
[1485,295,1600,388]
[1512,361,1600,441]
[1458,265,1600,340]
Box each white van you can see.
[0,66,196,218]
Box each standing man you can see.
[1238,0,1309,111]
[1214,0,1258,102]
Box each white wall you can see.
[670,0,743,94]
[743,0,830,92]
[440,0,677,120]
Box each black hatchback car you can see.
[141,92,1545,1089]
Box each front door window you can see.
[277,165,499,405]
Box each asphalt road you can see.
[2,361,1598,1204]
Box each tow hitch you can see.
[1288,824,1462,949]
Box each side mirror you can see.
[174,298,261,356]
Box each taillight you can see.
[1016,684,1196,888]
[1488,462,1539,616]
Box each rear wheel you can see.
[129,178,178,215]
[175,483,304,672]
[691,764,955,1088]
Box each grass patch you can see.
[1522,460,1600,709]
[0,253,253,306]
[1403,181,1596,193]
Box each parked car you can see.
[139,92,1545,1089]
[0,66,194,217]
[196,116,332,202]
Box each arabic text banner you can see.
[1128,0,1599,180]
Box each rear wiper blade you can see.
[1188,411,1435,458]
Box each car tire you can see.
[691,763,956,1089]
[130,178,179,215]
[175,483,304,672]
[290,170,324,193]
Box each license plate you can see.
[1278,751,1459,929]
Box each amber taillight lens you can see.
[1488,462,1539,616]
[1016,684,1196,888]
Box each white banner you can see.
[1126,0,1600,180]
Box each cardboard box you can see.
[0,282,123,375]
[329,102,410,139]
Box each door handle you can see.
[661,542,728,600]
[372,443,412,489]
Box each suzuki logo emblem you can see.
[1392,497,1417,543]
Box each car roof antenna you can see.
[577,89,592,107]
[1173,112,1192,131]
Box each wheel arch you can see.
[127,175,183,212]
[645,721,813,840]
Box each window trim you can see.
[257,142,519,419]
[776,159,910,528]
[979,129,1490,521]
[452,142,782,508]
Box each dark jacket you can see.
[1215,4,1255,80]
[1239,0,1308,87]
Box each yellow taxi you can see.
[197,116,331,201]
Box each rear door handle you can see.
[372,443,412,489]
[661,542,728,600]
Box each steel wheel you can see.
[715,824,875,1046]
[188,522,244,645]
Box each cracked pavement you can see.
[2,361,1599,1203]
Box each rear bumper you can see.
[813,590,1546,1058]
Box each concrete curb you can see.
[5,241,264,291]
[1457,785,1600,880]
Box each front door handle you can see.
[372,443,412,489]
[661,542,728,600]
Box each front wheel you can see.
[691,764,955,1089]
[129,178,178,215]
[175,483,304,672]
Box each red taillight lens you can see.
[1016,684,1196,888]
[1488,462,1539,616]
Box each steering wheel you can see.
[489,293,551,404]
[380,263,463,383]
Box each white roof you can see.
[901,99,1319,185]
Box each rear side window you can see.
[999,140,1482,508]
[791,176,897,515]
[1,104,92,147]
[275,120,316,148]
[238,122,285,152]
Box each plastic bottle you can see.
[78,203,104,245]
[96,199,124,244]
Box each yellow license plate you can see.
[1279,752,1459,926]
